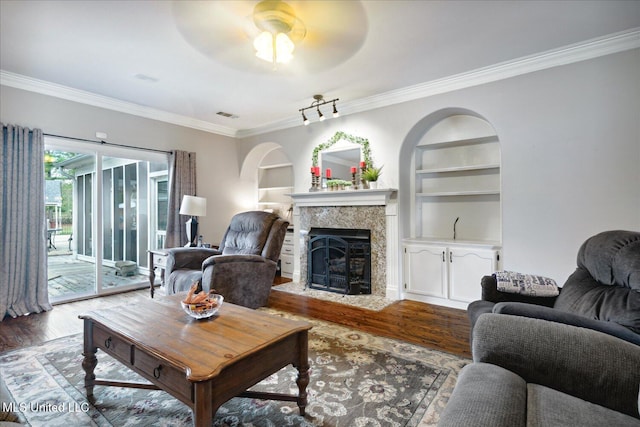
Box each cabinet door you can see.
[449,248,497,302]
[403,244,447,297]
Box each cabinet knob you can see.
[104,337,112,349]
[153,365,162,379]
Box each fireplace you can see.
[289,188,398,298]
[307,228,371,295]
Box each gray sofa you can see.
[439,230,640,426]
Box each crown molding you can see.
[237,28,640,138]
[0,71,238,137]
[2,29,638,140]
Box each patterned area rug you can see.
[0,310,468,426]
[273,282,396,311]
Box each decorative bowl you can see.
[181,294,224,319]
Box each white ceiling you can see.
[1,0,639,138]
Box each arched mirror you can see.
[312,131,372,180]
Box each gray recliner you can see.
[439,230,640,426]
[467,229,640,345]
[164,211,289,309]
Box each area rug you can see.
[273,282,396,311]
[0,310,468,426]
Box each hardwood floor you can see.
[1,283,471,358]
[268,288,471,358]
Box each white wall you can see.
[0,85,245,244]
[2,48,638,287]
[239,49,640,285]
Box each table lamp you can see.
[179,195,207,247]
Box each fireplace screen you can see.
[307,228,371,295]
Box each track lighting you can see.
[299,94,339,125]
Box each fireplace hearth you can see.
[307,227,371,295]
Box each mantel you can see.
[288,188,397,207]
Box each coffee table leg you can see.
[294,331,310,416]
[81,320,97,402]
[193,382,214,427]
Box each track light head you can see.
[298,95,339,126]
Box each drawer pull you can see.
[105,337,112,349]
[153,365,162,379]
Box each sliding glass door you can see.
[45,137,168,303]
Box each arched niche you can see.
[399,108,501,243]
[241,142,293,219]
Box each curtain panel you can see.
[165,150,197,248]
[0,123,52,320]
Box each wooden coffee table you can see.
[79,294,312,426]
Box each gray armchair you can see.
[164,211,289,309]
[439,230,640,426]
[201,211,289,308]
[467,229,640,345]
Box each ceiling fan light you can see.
[254,31,274,62]
[253,31,294,64]
[274,32,294,63]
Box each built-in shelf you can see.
[416,163,500,174]
[411,114,502,243]
[258,185,294,191]
[416,190,500,197]
[416,135,497,148]
[256,149,293,217]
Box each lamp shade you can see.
[179,195,207,217]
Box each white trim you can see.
[288,188,397,209]
[0,71,237,137]
[2,29,638,138]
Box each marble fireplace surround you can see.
[289,189,398,299]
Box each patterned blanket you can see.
[495,271,559,297]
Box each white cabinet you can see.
[403,240,500,309]
[280,230,294,278]
[403,243,447,298]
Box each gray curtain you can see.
[165,150,197,248]
[0,123,52,320]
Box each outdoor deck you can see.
[47,233,150,302]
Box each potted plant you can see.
[362,165,383,189]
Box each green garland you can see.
[311,131,372,168]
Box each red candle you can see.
[325,168,332,178]
[311,166,315,173]
[315,166,320,176]
[360,161,366,168]
[351,166,357,174]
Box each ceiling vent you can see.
[216,111,238,119]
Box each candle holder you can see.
[310,170,320,192]
[360,165,368,189]
[351,171,357,189]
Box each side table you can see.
[148,249,169,298]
